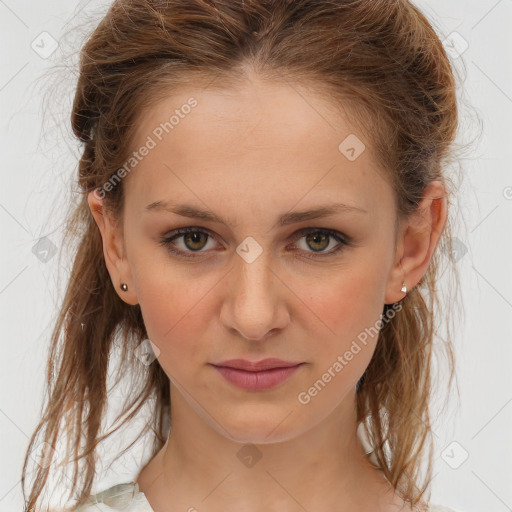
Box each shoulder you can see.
[73,482,462,512]
[74,482,154,512]
[427,504,464,512]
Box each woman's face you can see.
[92,75,405,444]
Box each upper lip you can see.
[211,358,303,372]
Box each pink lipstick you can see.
[210,358,304,391]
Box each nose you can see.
[219,249,290,341]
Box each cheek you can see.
[302,261,386,338]
[130,234,391,376]
[297,259,388,378]
[131,256,219,358]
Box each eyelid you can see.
[159,226,350,259]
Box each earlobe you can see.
[86,191,139,306]
[384,181,448,305]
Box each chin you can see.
[211,407,303,445]
[223,426,298,446]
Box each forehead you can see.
[123,77,394,220]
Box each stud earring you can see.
[120,283,128,292]
[400,282,407,294]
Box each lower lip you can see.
[211,364,303,391]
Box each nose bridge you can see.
[238,246,274,299]
[221,244,288,340]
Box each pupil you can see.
[186,232,206,250]
[308,232,328,251]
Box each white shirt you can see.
[73,479,462,512]
[74,425,463,512]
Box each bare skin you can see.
[88,69,446,512]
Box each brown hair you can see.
[22,0,467,509]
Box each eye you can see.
[159,227,219,258]
[159,227,350,259]
[289,228,349,259]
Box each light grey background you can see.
[1,1,511,511]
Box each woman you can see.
[22,0,465,511]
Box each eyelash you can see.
[159,227,351,260]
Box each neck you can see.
[136,388,405,512]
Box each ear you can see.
[87,190,139,306]
[384,180,448,305]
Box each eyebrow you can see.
[144,200,368,229]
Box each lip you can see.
[210,359,304,391]
[212,358,303,371]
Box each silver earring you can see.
[120,283,128,292]
[400,282,407,293]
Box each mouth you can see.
[209,359,304,391]
[211,358,304,371]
